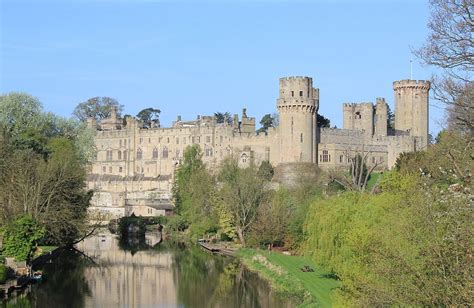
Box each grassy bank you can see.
[237,248,339,307]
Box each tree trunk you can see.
[237,227,246,247]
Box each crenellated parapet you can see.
[393,80,430,91]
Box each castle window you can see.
[205,147,213,157]
[300,133,303,143]
[176,138,179,144]
[380,156,383,162]
[109,167,112,173]
[139,138,143,144]
[118,151,122,160]
[119,167,123,173]
[220,136,223,144]
[299,91,303,97]
[340,155,343,163]
[176,149,180,158]
[119,140,122,147]
[124,139,127,146]
[102,166,106,173]
[162,147,168,159]
[123,151,127,160]
[106,150,113,161]
[184,137,186,144]
[137,148,142,160]
[322,150,329,163]
[291,117,294,134]
[206,136,211,143]
[159,137,162,143]
[167,137,170,143]
[192,136,195,144]
[241,153,248,163]
[372,157,375,164]
[355,112,361,119]
[291,91,294,97]
[152,148,158,159]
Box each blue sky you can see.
[1,0,444,134]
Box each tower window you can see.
[162,147,168,159]
[299,91,303,97]
[152,148,158,159]
[123,151,127,160]
[300,133,303,143]
[118,151,122,160]
[355,111,361,119]
[291,91,294,97]
[340,155,343,163]
[136,148,142,160]
[119,167,123,173]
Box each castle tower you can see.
[342,102,374,135]
[374,97,388,136]
[393,80,430,148]
[277,76,319,163]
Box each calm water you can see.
[7,232,294,308]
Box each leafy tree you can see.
[415,0,473,134]
[136,107,161,128]
[73,96,123,122]
[2,215,45,261]
[257,114,275,134]
[387,105,395,130]
[214,112,232,124]
[218,158,269,246]
[317,114,331,128]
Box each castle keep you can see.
[87,76,430,218]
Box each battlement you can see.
[279,76,312,82]
[393,79,430,90]
[343,102,374,108]
[376,97,386,104]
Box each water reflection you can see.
[12,232,293,308]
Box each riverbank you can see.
[237,248,339,307]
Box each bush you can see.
[0,264,7,283]
[2,215,45,262]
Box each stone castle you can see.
[87,76,430,218]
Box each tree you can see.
[257,161,274,181]
[2,215,45,261]
[415,0,473,134]
[218,158,269,246]
[214,112,232,124]
[136,107,161,128]
[387,105,395,130]
[73,97,123,122]
[257,114,275,134]
[317,114,331,128]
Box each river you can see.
[7,231,294,308]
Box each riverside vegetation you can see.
[0,92,95,276]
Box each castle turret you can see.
[393,80,430,148]
[277,76,319,163]
[374,97,388,136]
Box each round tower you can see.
[277,76,319,163]
[393,80,430,148]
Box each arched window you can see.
[123,150,127,160]
[137,148,142,160]
[162,147,168,159]
[241,153,248,163]
[118,151,122,160]
[152,147,158,159]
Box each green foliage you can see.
[118,215,147,238]
[257,113,275,134]
[73,96,122,122]
[2,215,45,262]
[136,107,161,128]
[0,264,6,283]
[303,170,473,306]
[214,112,232,124]
[317,114,331,128]
[0,93,92,246]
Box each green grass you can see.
[33,245,58,258]
[237,248,340,307]
[0,264,7,284]
[367,172,382,190]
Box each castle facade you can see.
[87,76,430,218]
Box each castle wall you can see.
[87,76,430,218]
